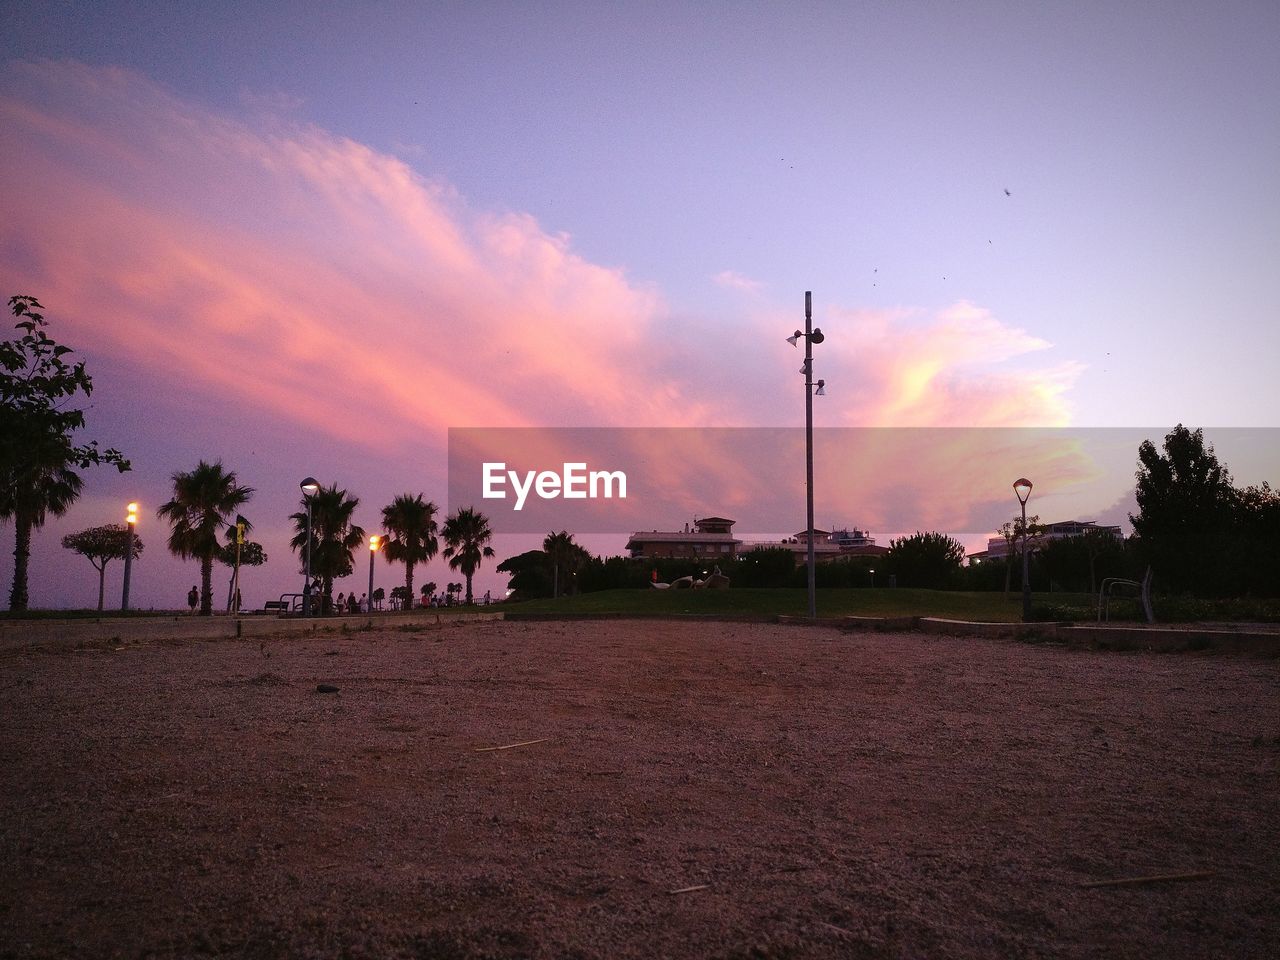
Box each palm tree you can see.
[157,461,254,616]
[543,530,589,598]
[381,493,439,611]
[290,483,363,612]
[442,507,495,604]
[2,441,82,610]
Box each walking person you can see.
[187,585,198,615]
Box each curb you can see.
[0,610,505,653]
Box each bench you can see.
[261,600,291,615]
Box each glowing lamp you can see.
[1013,478,1033,505]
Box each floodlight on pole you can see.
[1013,477,1033,621]
[785,290,826,620]
[300,477,320,617]
[121,501,138,611]
[368,534,380,615]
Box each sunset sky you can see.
[2,1,1277,609]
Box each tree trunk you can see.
[200,556,214,616]
[9,512,32,610]
[405,562,414,610]
[97,562,106,611]
[464,572,473,604]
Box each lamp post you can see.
[1014,477,1033,621]
[787,291,826,619]
[300,477,320,616]
[368,535,380,615]
[121,501,138,611]
[869,567,875,589]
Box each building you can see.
[625,517,742,560]
[748,527,890,566]
[967,520,1123,565]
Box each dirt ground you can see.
[2,619,1277,959]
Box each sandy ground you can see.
[2,619,1277,959]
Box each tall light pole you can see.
[1014,477,1033,621]
[368,534,380,615]
[787,291,826,619]
[300,477,319,616]
[121,501,138,611]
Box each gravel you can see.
[2,619,1277,959]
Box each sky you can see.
[2,0,1278,610]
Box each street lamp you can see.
[787,290,826,619]
[121,501,138,611]
[869,567,875,589]
[1014,477,1033,621]
[368,534,380,615]
[300,477,320,616]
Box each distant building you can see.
[748,526,889,566]
[967,520,1123,565]
[625,516,742,560]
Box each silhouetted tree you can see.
[1131,425,1236,595]
[381,493,439,611]
[2,296,129,609]
[885,531,966,589]
[214,517,266,611]
[442,507,495,604]
[158,461,253,615]
[497,549,553,600]
[1038,527,1124,594]
[61,524,144,611]
[290,484,363,611]
[543,531,589,597]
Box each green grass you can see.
[505,588,1095,621]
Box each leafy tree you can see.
[381,493,439,611]
[578,554,652,592]
[1131,425,1237,594]
[1234,483,1280,596]
[2,296,129,609]
[885,531,966,589]
[1039,526,1123,594]
[61,523,144,611]
[290,483,364,610]
[157,461,253,615]
[497,549,553,600]
[420,581,437,602]
[996,514,1041,594]
[214,517,266,611]
[442,507,495,604]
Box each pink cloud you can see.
[712,270,764,294]
[0,60,1089,563]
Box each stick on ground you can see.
[668,884,709,895]
[474,738,551,753]
[1081,870,1215,889]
